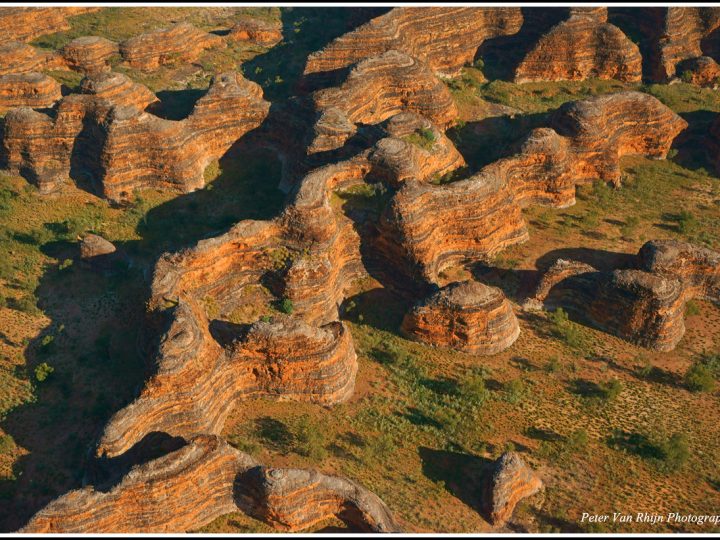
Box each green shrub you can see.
[279,298,294,314]
[545,356,561,374]
[657,432,690,473]
[598,378,623,402]
[677,210,698,235]
[685,362,716,392]
[404,127,437,151]
[292,414,326,461]
[680,70,693,83]
[0,434,15,454]
[504,378,527,404]
[457,371,489,405]
[549,308,586,351]
[685,300,700,317]
[620,215,640,239]
[8,295,38,315]
[366,432,396,460]
[34,362,54,382]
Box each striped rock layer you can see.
[0,73,62,112]
[0,7,99,43]
[303,7,522,79]
[21,435,401,533]
[514,8,642,83]
[1,71,268,200]
[119,22,224,72]
[528,240,720,351]
[401,280,520,355]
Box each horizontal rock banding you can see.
[549,91,687,186]
[482,452,543,526]
[119,22,224,71]
[529,240,720,351]
[401,280,520,355]
[304,7,522,79]
[62,36,119,73]
[514,8,642,83]
[228,18,283,46]
[309,50,457,153]
[1,71,268,200]
[21,435,400,533]
[0,73,61,111]
[236,466,401,532]
[0,42,63,76]
[0,7,99,43]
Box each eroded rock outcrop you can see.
[368,112,466,186]
[0,42,64,76]
[401,281,519,355]
[228,18,283,47]
[309,51,457,153]
[304,7,523,80]
[21,435,400,533]
[482,452,543,526]
[119,22,224,72]
[0,73,61,112]
[62,36,119,73]
[236,466,401,532]
[0,7,99,43]
[528,240,720,351]
[514,8,642,83]
[549,91,687,186]
[1,71,268,200]
[675,56,720,86]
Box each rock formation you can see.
[236,466,401,532]
[527,240,720,351]
[0,42,64,76]
[368,112,466,187]
[0,7,99,43]
[21,435,400,533]
[482,452,543,526]
[0,73,62,112]
[309,51,457,153]
[79,234,116,259]
[228,18,283,47]
[549,91,687,186]
[675,56,720,86]
[514,8,642,83]
[119,22,224,72]
[303,7,523,80]
[401,280,520,355]
[376,92,684,284]
[62,36,119,73]
[1,71,268,200]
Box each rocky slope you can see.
[119,22,224,72]
[482,452,543,526]
[21,435,400,533]
[401,280,520,355]
[1,71,268,200]
[526,240,720,351]
[303,7,523,81]
[514,7,642,83]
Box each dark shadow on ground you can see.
[670,110,718,174]
[418,446,492,520]
[446,112,548,171]
[476,7,570,81]
[242,7,388,101]
[534,246,636,273]
[151,88,207,120]
[0,137,286,531]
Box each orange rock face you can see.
[401,280,520,355]
[228,18,283,46]
[368,112,466,187]
[514,8,642,83]
[549,91,687,186]
[62,36,119,73]
[0,73,61,112]
[309,51,458,153]
[21,435,401,533]
[675,56,720,86]
[528,240,720,351]
[0,7,99,43]
[482,452,543,526]
[1,71,268,200]
[304,7,522,79]
[0,42,64,76]
[119,22,224,72]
